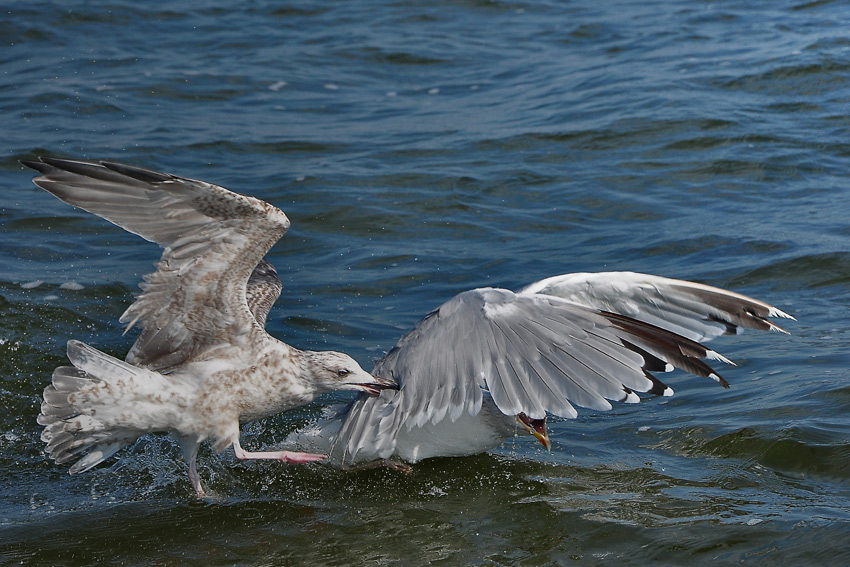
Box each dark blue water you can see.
[2,1,849,565]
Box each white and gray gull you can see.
[22,156,398,496]
[289,272,794,467]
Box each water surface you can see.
[1,1,849,565]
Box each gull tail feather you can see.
[37,340,185,474]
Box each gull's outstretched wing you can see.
[246,259,284,328]
[328,286,750,463]
[21,157,290,372]
[520,272,794,342]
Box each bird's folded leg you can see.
[232,440,327,464]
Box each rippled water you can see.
[2,1,849,565]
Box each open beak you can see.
[353,374,399,397]
[517,413,551,450]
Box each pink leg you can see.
[188,458,206,497]
[232,440,327,464]
[178,436,206,497]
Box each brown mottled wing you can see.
[21,157,290,372]
[246,259,283,328]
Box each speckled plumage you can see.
[23,157,397,496]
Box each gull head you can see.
[516,413,551,450]
[306,351,398,396]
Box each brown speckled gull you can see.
[22,156,397,496]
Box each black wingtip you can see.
[101,161,173,184]
[39,156,91,168]
[21,155,173,186]
[20,157,51,174]
[32,156,109,180]
[645,371,671,396]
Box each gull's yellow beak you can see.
[516,413,551,450]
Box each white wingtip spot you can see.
[706,350,735,366]
[663,387,674,397]
[770,307,796,321]
[768,321,792,334]
[624,391,640,404]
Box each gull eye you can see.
[336,369,351,378]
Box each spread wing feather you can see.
[21,157,290,372]
[520,271,794,341]
[327,285,760,463]
[246,259,284,328]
